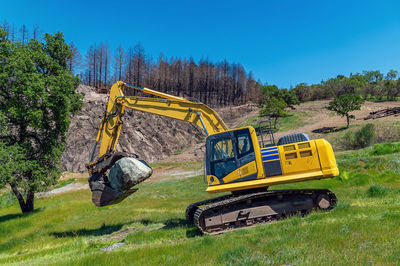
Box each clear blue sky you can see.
[1,0,400,88]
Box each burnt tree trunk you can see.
[10,183,34,213]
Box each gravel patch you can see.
[100,242,126,252]
[36,183,89,198]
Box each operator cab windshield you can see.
[206,128,256,182]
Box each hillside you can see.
[273,100,400,141]
[61,85,258,172]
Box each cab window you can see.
[237,133,252,158]
[236,132,253,158]
[210,138,236,179]
[211,138,234,161]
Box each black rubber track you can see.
[191,189,337,234]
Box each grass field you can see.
[1,143,400,265]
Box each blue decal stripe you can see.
[261,147,278,151]
[261,150,279,156]
[262,154,280,161]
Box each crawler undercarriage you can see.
[186,189,337,234]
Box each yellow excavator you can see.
[86,81,339,234]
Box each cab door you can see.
[233,128,258,182]
[206,128,258,185]
[207,132,237,184]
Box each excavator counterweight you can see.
[86,81,339,233]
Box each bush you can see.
[354,124,375,148]
[342,131,356,150]
[342,124,375,149]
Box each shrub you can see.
[342,124,375,150]
[342,131,356,150]
[354,124,375,148]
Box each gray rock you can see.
[108,157,153,193]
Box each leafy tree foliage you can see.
[259,97,288,128]
[0,27,82,213]
[292,69,400,103]
[260,85,299,109]
[260,85,279,103]
[363,70,383,84]
[385,69,398,80]
[277,89,299,109]
[327,94,365,128]
[258,85,299,128]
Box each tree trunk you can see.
[10,183,34,213]
[273,117,278,129]
[346,114,350,128]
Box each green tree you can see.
[362,70,383,84]
[277,88,299,109]
[385,69,398,80]
[259,97,288,128]
[383,80,398,100]
[260,84,279,104]
[260,85,299,109]
[0,27,82,213]
[327,94,365,128]
[292,82,311,102]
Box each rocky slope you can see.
[62,85,206,172]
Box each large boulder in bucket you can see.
[109,157,153,192]
[89,156,152,207]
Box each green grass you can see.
[1,143,400,265]
[277,111,309,131]
[172,147,189,155]
[150,161,203,170]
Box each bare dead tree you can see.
[81,43,253,106]
[20,24,29,44]
[32,24,42,41]
[67,42,82,75]
[114,45,125,82]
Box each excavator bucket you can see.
[88,152,152,207]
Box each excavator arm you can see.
[88,81,228,171]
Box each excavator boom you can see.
[88,81,227,166]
